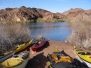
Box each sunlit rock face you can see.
[0,7,91,23]
[0,6,66,23]
[62,8,91,22]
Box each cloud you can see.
[0,6,7,9]
[0,6,5,8]
[46,8,62,13]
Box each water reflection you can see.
[27,22,71,41]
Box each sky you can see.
[0,0,91,13]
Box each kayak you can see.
[15,39,33,53]
[74,46,91,63]
[0,58,23,67]
[74,46,91,67]
[0,50,29,68]
[47,47,73,68]
[31,38,47,51]
[47,47,88,68]
[0,51,14,63]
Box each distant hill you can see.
[62,8,91,22]
[0,6,91,23]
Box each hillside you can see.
[0,6,66,23]
[62,8,91,22]
[0,7,91,23]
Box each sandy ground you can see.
[25,40,77,68]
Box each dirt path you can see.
[25,40,77,68]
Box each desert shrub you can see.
[26,20,35,23]
[36,18,45,22]
[0,26,11,53]
[54,19,64,22]
[0,23,31,53]
[67,22,91,48]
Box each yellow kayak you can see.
[54,46,60,52]
[47,47,72,68]
[15,39,33,53]
[0,51,14,63]
[1,57,23,67]
[74,46,91,63]
[53,47,72,63]
[1,50,29,68]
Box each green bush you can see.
[26,20,35,23]
[36,18,45,22]
[54,19,64,22]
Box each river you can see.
[27,22,71,42]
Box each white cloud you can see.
[45,8,62,13]
[0,6,5,8]
[0,6,7,9]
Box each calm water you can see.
[27,22,71,42]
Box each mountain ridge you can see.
[0,6,91,23]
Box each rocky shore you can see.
[25,40,77,68]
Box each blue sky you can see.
[0,0,91,13]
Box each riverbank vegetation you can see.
[5,19,65,24]
[0,23,31,53]
[36,18,65,23]
[37,18,65,23]
[67,21,91,49]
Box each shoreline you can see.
[25,40,77,68]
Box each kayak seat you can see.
[78,52,85,55]
[85,52,91,55]
[78,52,91,55]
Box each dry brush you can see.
[67,22,91,49]
[0,23,31,53]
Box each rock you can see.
[0,6,66,23]
[0,7,91,23]
[62,8,91,22]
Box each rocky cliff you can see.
[62,8,91,22]
[0,6,66,23]
[0,7,91,23]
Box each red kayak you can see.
[31,38,47,51]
